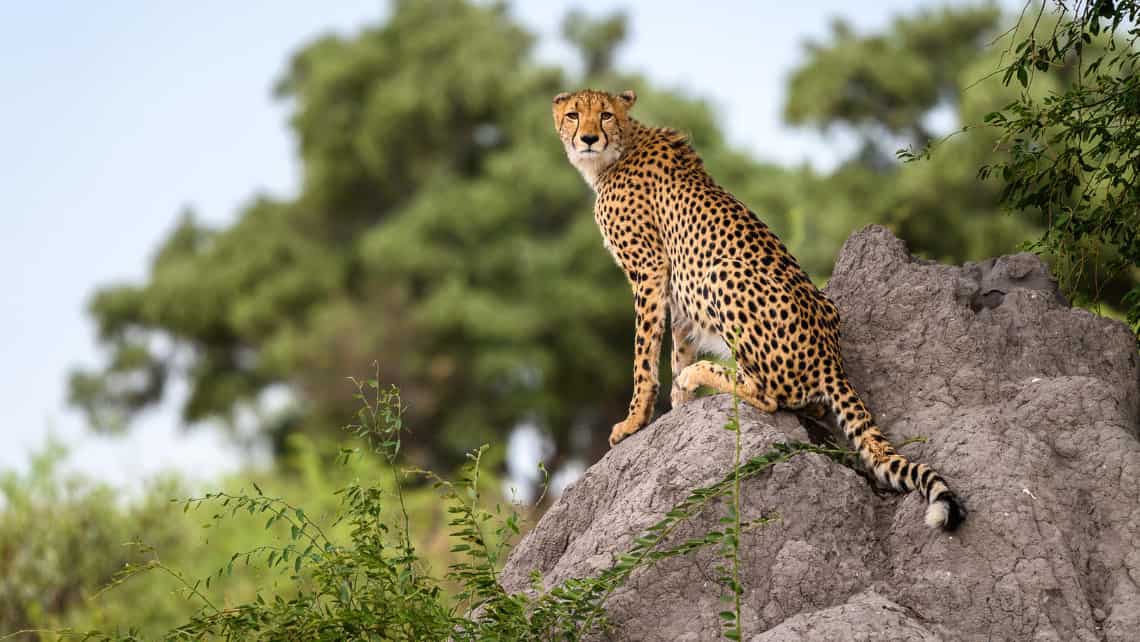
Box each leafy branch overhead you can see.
[979,0,1140,334]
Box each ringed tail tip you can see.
[925,492,966,531]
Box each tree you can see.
[786,6,1002,160]
[76,2,1125,475]
[561,9,627,77]
[980,0,1140,334]
[69,0,789,470]
[782,5,1049,275]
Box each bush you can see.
[0,444,196,638]
[12,376,849,641]
[0,417,506,639]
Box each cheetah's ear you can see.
[618,89,637,108]
[552,92,571,104]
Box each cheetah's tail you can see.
[825,379,966,531]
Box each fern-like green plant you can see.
[44,370,856,641]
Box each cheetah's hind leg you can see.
[673,361,776,413]
[669,314,701,409]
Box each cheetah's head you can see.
[552,89,637,189]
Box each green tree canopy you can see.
[786,6,1002,157]
[980,0,1140,332]
[777,3,1129,284]
[71,1,1134,475]
[561,9,628,77]
[69,0,789,468]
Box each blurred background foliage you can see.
[7,0,1138,636]
[69,0,1116,473]
[1,436,504,639]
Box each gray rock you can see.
[500,225,1140,641]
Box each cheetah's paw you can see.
[670,380,696,409]
[672,364,700,398]
[608,418,645,447]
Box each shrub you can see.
[43,375,849,641]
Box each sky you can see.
[0,1,1013,489]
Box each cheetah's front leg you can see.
[610,269,669,446]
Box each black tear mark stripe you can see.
[572,101,581,141]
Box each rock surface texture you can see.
[499,225,1140,641]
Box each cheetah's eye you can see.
[600,112,613,120]
[566,112,578,120]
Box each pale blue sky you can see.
[0,1,1008,487]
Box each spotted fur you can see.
[552,89,965,530]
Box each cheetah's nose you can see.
[580,134,599,146]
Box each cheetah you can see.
[552,88,965,530]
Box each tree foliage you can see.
[67,0,789,469]
[561,9,628,77]
[69,1,1133,475]
[981,0,1140,333]
[0,446,183,637]
[787,6,1002,156]
[785,5,1049,271]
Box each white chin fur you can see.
[571,148,620,189]
[924,500,949,529]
